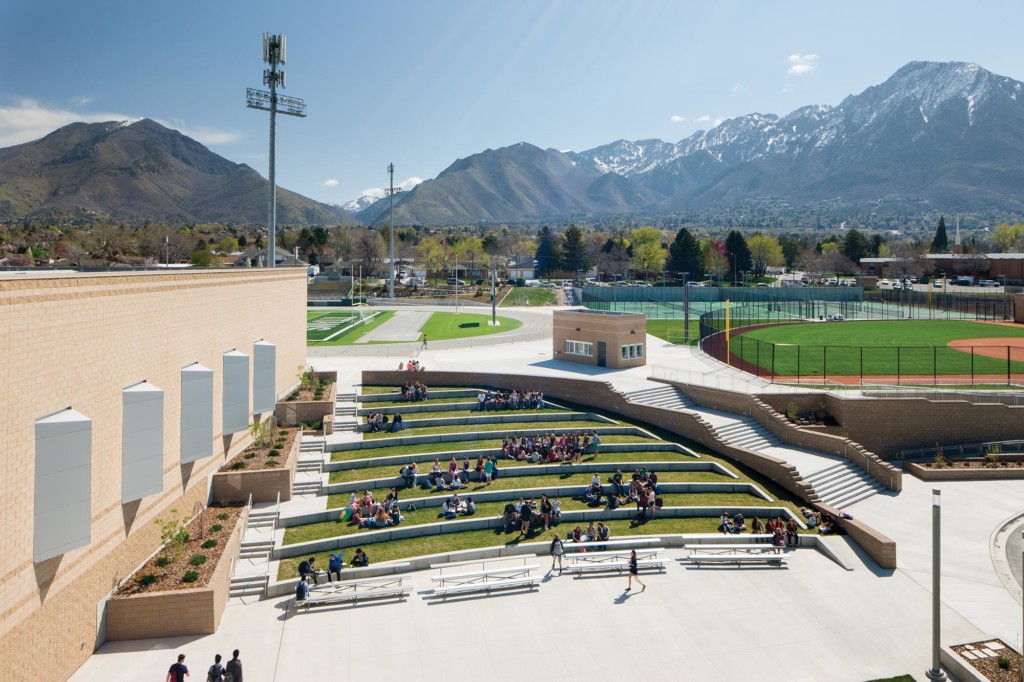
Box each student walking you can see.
[625,549,645,592]
[225,650,243,682]
[166,654,189,682]
[550,533,565,574]
[422,334,428,350]
[206,654,226,682]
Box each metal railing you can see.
[897,439,1024,460]
[861,387,1024,406]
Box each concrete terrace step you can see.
[624,386,695,411]
[292,480,323,495]
[296,459,323,473]
[803,460,885,508]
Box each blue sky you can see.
[2,1,1024,206]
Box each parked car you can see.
[892,281,903,290]
[932,280,943,288]
[827,314,845,321]
[539,281,557,288]
[686,281,705,287]
[446,278,466,286]
[979,279,999,287]
[879,279,891,288]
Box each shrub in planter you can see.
[182,570,200,583]
[154,556,171,568]
[265,460,279,467]
[201,539,217,549]
[230,461,246,470]
[243,453,256,459]
[136,573,158,586]
[210,524,223,532]
[216,513,229,521]
[269,449,280,457]
[188,554,207,566]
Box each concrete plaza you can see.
[72,305,1024,681]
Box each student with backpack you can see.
[225,650,243,682]
[206,654,226,682]
[295,577,310,602]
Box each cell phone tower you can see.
[246,33,306,268]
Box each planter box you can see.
[105,505,247,641]
[275,371,337,434]
[211,432,300,503]
[942,639,1022,682]
[906,459,1024,481]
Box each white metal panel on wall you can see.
[180,363,214,463]
[253,341,276,414]
[122,382,164,503]
[222,351,250,435]
[34,409,92,563]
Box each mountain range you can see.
[360,61,1024,225]
[0,118,350,225]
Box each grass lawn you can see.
[291,490,765,544]
[306,311,359,342]
[329,434,659,462]
[647,319,700,345]
[328,450,699,484]
[359,385,474,395]
[735,320,1024,376]
[362,396,478,408]
[278,514,795,580]
[308,310,396,345]
[362,407,566,422]
[417,312,523,341]
[501,287,557,306]
[362,419,608,439]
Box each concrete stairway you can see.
[803,461,887,509]
[710,421,779,452]
[334,392,360,433]
[623,385,695,411]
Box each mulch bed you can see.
[920,459,1024,469]
[284,378,334,403]
[952,640,1022,681]
[114,504,244,596]
[221,426,298,472]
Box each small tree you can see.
[155,509,190,560]
[930,216,948,253]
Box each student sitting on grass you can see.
[351,548,369,567]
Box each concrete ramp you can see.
[355,311,431,344]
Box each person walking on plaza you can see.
[550,533,565,574]
[625,549,645,593]
[206,653,226,682]
[225,650,243,682]
[167,654,189,682]
[422,334,428,350]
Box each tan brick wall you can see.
[0,269,306,682]
[761,392,1024,459]
[552,309,646,368]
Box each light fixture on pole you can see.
[926,488,948,681]
[385,163,401,298]
[246,33,306,269]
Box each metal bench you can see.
[683,553,789,567]
[295,576,410,610]
[682,544,781,554]
[563,558,665,574]
[561,537,662,552]
[430,565,539,599]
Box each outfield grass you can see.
[417,312,523,342]
[646,319,700,345]
[330,434,658,462]
[308,310,396,345]
[501,287,557,306]
[735,320,1024,376]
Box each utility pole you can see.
[385,163,401,298]
[246,33,306,268]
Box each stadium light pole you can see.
[682,272,690,342]
[925,488,948,681]
[386,163,401,298]
[246,33,306,268]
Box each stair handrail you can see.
[242,492,253,535]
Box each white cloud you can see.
[70,95,95,107]
[693,115,711,123]
[714,118,723,126]
[781,83,796,93]
[786,54,819,76]
[0,99,243,148]
[730,83,746,93]
[0,97,133,146]
[322,179,339,187]
[358,176,424,199]
[669,115,687,123]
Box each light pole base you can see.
[486,321,501,327]
[925,667,947,681]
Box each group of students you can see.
[719,512,802,549]
[577,469,663,520]
[501,430,600,463]
[475,389,546,411]
[166,651,243,682]
[397,360,425,373]
[343,488,403,529]
[366,411,404,432]
[398,379,428,399]
[295,549,370,593]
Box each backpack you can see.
[208,663,225,682]
[295,580,309,601]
